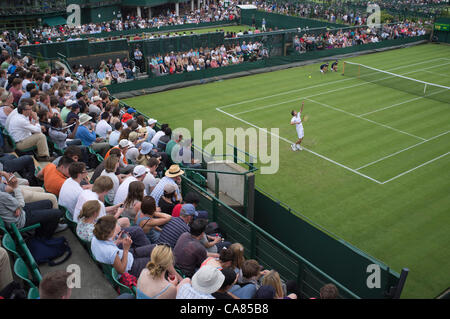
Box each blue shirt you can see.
[91,236,133,274]
[76,125,96,146]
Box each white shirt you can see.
[8,113,42,143]
[113,176,138,205]
[22,79,30,91]
[95,119,112,139]
[100,170,120,203]
[151,130,165,146]
[58,178,83,215]
[73,189,106,222]
[291,112,303,131]
[5,108,17,132]
[109,130,121,146]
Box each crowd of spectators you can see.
[148,42,268,77]
[293,22,427,53]
[255,0,446,25]
[0,47,342,300]
[9,2,241,45]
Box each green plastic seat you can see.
[14,257,37,289]
[2,232,21,259]
[112,267,136,295]
[27,287,40,299]
[64,208,78,233]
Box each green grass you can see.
[124,43,450,298]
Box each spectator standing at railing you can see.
[134,47,144,72]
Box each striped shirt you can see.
[150,176,180,204]
[156,217,190,248]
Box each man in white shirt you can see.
[73,175,122,222]
[9,100,53,161]
[150,123,168,146]
[108,121,122,147]
[95,112,112,139]
[113,165,148,205]
[58,162,91,215]
[146,118,157,143]
[290,101,305,151]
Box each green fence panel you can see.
[88,39,129,56]
[253,189,401,299]
[241,9,346,31]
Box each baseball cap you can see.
[147,118,157,125]
[92,96,102,102]
[127,107,136,114]
[65,99,75,107]
[133,165,149,178]
[180,203,198,217]
[118,139,132,149]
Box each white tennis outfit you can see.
[291,112,304,139]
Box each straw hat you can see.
[165,164,184,178]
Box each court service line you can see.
[422,70,450,78]
[217,57,449,110]
[356,130,450,171]
[215,107,384,184]
[358,88,448,117]
[229,61,450,117]
[306,98,427,141]
[380,152,449,184]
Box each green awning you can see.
[42,16,67,27]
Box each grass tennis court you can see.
[124,43,450,298]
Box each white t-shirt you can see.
[58,178,83,215]
[95,119,112,139]
[109,130,120,146]
[151,130,165,146]
[113,176,138,205]
[73,189,106,222]
[100,170,120,203]
[291,112,303,131]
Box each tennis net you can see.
[342,61,450,104]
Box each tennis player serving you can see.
[290,101,305,151]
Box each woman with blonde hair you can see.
[229,243,245,275]
[76,200,101,242]
[261,270,297,299]
[136,244,182,299]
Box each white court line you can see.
[216,107,384,184]
[380,152,449,184]
[356,130,450,171]
[358,88,448,117]
[229,61,450,117]
[217,58,449,110]
[306,98,427,141]
[422,70,450,78]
